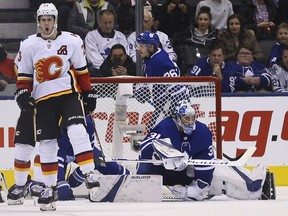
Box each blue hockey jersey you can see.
[57,115,129,182]
[143,48,180,77]
[189,57,235,92]
[269,42,283,66]
[137,117,215,185]
[228,61,272,92]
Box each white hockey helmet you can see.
[37,3,58,31]
[173,100,196,135]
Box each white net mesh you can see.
[91,77,221,165]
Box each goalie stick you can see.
[109,146,257,167]
[223,151,244,161]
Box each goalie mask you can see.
[173,100,196,135]
[37,3,58,37]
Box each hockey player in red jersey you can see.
[10,3,99,211]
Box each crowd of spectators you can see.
[1,0,288,93]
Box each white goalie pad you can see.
[209,165,267,200]
[89,175,163,202]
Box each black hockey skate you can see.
[261,170,276,200]
[28,180,45,198]
[84,171,100,202]
[38,186,58,211]
[7,184,28,205]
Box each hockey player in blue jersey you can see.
[189,43,235,93]
[135,31,188,129]
[136,31,180,77]
[57,114,130,201]
[136,99,275,201]
[137,100,215,201]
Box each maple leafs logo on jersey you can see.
[35,56,63,83]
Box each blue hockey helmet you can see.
[136,31,160,48]
[173,100,196,135]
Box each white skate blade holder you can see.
[7,197,25,206]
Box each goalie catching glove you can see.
[15,88,36,111]
[82,90,97,113]
[152,139,189,171]
[163,153,189,171]
[152,152,189,171]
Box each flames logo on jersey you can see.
[35,56,63,83]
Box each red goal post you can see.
[90,76,222,161]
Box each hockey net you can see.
[90,76,222,170]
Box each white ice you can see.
[1,187,287,216]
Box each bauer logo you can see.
[131,176,151,180]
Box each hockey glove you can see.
[15,88,36,111]
[57,181,75,201]
[82,90,97,114]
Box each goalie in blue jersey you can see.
[137,100,274,201]
[137,100,215,201]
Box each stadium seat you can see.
[258,38,278,66]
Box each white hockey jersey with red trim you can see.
[16,31,88,101]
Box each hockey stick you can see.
[89,113,107,167]
[223,152,244,161]
[109,146,256,167]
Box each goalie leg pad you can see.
[89,175,163,202]
[209,165,267,200]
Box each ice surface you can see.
[0,187,287,216]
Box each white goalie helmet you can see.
[37,3,58,31]
[173,100,196,135]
